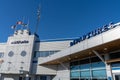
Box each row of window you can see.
[0,51,27,58]
[34,50,60,58]
[109,52,120,59]
[111,62,120,71]
[8,51,27,57]
[71,69,106,79]
[0,50,60,58]
[70,57,107,79]
[70,62,107,79]
[71,62,105,71]
[70,56,102,66]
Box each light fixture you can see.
[75,56,78,58]
[89,52,92,55]
[68,58,71,60]
[104,48,107,50]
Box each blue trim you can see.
[40,38,75,42]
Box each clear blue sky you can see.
[0,0,120,42]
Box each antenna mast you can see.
[35,5,41,34]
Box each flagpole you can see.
[21,17,25,30]
[14,25,17,33]
[27,19,29,30]
[11,25,17,34]
[35,5,41,34]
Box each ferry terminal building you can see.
[0,22,120,80]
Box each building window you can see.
[111,62,120,70]
[110,52,120,59]
[34,50,60,58]
[0,52,4,58]
[21,51,27,57]
[70,71,80,79]
[8,51,14,57]
[92,69,106,78]
[91,57,101,63]
[70,57,107,80]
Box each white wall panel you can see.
[33,58,57,75]
[103,26,120,43]
[35,40,71,51]
[0,43,6,52]
[53,63,70,80]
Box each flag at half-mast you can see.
[17,20,28,27]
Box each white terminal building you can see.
[0,22,120,80]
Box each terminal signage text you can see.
[11,40,29,44]
[70,22,120,46]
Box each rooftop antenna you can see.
[35,4,41,34]
[27,19,29,30]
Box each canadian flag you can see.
[16,21,23,25]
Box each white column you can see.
[104,53,113,80]
[0,74,1,80]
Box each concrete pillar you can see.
[0,74,1,80]
[104,53,113,80]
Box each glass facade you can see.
[110,52,120,59]
[111,62,120,70]
[34,50,60,58]
[70,57,107,80]
[110,52,120,70]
